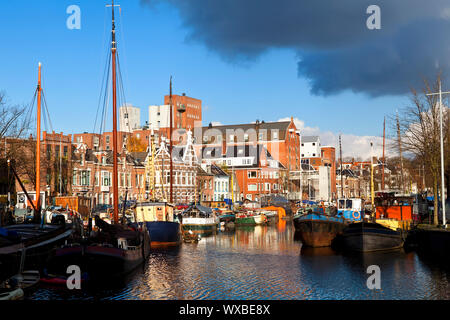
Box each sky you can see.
[1,0,449,159]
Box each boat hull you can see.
[412,228,450,261]
[219,214,235,223]
[145,221,181,247]
[0,224,72,281]
[341,222,404,252]
[181,217,218,235]
[294,214,347,247]
[49,228,150,281]
[235,214,267,225]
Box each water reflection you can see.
[29,221,450,300]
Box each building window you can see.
[124,113,128,119]
[73,170,77,186]
[258,132,263,141]
[244,134,249,142]
[273,132,278,140]
[46,145,51,160]
[247,171,257,179]
[101,171,110,186]
[106,136,110,144]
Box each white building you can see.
[318,166,332,202]
[301,136,321,158]
[148,104,171,130]
[119,104,141,132]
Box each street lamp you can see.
[426,80,449,228]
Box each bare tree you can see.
[391,74,449,225]
[0,92,31,143]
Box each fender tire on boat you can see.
[352,211,360,220]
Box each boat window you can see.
[346,200,353,209]
[338,200,345,209]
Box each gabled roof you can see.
[210,164,228,176]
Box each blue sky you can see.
[0,1,418,157]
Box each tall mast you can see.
[370,142,375,211]
[169,77,173,204]
[110,0,119,224]
[382,117,385,191]
[35,62,42,222]
[339,134,343,198]
[396,111,404,194]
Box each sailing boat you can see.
[0,63,73,280]
[49,1,150,280]
[134,123,181,247]
[340,135,405,252]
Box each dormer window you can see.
[273,132,278,140]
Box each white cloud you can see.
[278,117,390,160]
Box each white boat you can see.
[11,270,40,291]
[181,205,219,234]
[0,288,24,300]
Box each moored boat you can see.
[340,221,404,252]
[135,201,181,247]
[0,63,73,280]
[218,210,235,223]
[0,287,24,300]
[235,211,267,225]
[47,2,151,281]
[294,212,348,247]
[181,204,219,235]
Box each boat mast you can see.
[382,117,385,191]
[396,111,404,194]
[169,77,173,204]
[339,134,343,199]
[110,0,119,224]
[370,142,375,214]
[35,62,42,223]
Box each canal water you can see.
[29,220,450,300]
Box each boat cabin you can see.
[201,201,229,210]
[182,204,214,218]
[374,192,414,221]
[337,198,363,221]
[16,191,46,210]
[135,202,175,223]
[54,196,91,219]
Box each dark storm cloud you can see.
[142,0,450,96]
